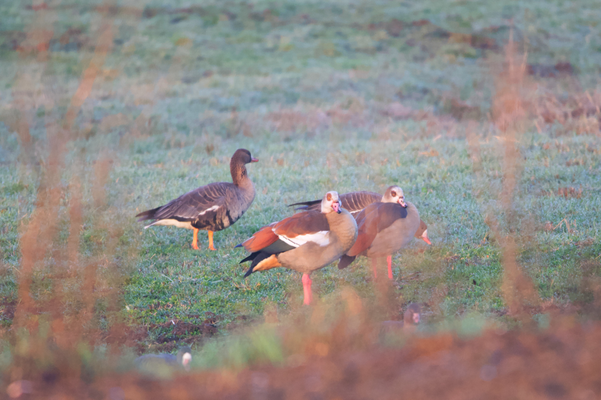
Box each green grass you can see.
[0,0,600,352]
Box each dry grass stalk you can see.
[490,30,540,316]
[13,4,117,357]
[466,31,541,316]
[14,154,63,329]
[67,178,83,267]
[64,23,113,133]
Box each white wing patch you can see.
[276,230,330,248]
[145,219,194,230]
[198,205,220,216]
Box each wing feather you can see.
[273,211,330,238]
[342,191,381,213]
[240,224,279,252]
[288,191,381,213]
[346,202,408,256]
[150,182,231,222]
[277,230,330,247]
[241,211,331,253]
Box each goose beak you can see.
[398,197,407,208]
[251,157,259,163]
[332,201,341,214]
[421,229,431,245]
[413,313,420,324]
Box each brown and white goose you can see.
[238,191,358,305]
[338,188,422,279]
[380,303,421,335]
[136,149,258,251]
[289,188,430,244]
[134,346,192,374]
[290,186,430,279]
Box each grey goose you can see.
[136,149,258,250]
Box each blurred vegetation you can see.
[0,0,600,395]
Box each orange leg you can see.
[191,228,200,250]
[208,230,216,251]
[387,255,393,280]
[302,273,313,305]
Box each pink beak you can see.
[332,201,341,214]
[251,157,259,163]
[413,313,420,324]
[398,197,407,208]
[421,230,431,245]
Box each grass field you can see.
[1,0,601,375]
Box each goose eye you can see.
[391,191,396,197]
[326,193,332,201]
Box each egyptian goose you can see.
[290,186,430,279]
[337,188,422,279]
[134,346,192,374]
[290,188,430,244]
[136,149,258,250]
[380,303,421,334]
[238,191,358,305]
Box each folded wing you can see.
[346,202,408,257]
[137,182,230,226]
[240,211,331,253]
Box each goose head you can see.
[415,220,431,245]
[232,148,259,165]
[382,185,407,208]
[177,346,193,371]
[404,303,421,325]
[321,191,341,214]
